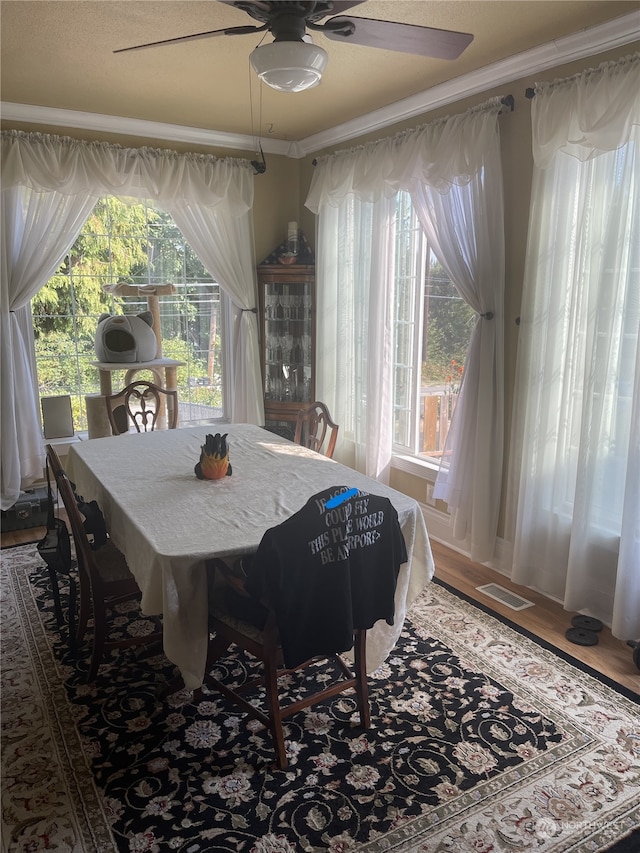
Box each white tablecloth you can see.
[67,424,434,688]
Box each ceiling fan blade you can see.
[114,24,267,54]
[322,16,473,60]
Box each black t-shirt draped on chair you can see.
[239,485,408,669]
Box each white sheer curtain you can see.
[410,108,504,562]
[306,99,505,560]
[507,55,640,640]
[1,185,99,509]
[167,204,263,425]
[312,195,396,479]
[1,130,261,509]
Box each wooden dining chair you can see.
[104,380,178,435]
[45,444,163,682]
[205,557,369,770]
[198,485,405,769]
[294,401,339,458]
[38,456,77,647]
[263,401,298,442]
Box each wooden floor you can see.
[431,539,639,694]
[2,523,638,694]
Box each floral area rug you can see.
[1,542,639,853]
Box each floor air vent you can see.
[476,583,534,611]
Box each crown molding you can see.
[296,11,640,156]
[2,12,638,160]
[0,103,293,156]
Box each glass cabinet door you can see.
[258,266,315,405]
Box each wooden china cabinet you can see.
[257,262,316,440]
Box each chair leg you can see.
[157,672,186,700]
[353,631,370,728]
[46,565,64,628]
[67,576,77,651]
[132,635,164,661]
[263,653,287,769]
[87,599,107,682]
[76,581,91,646]
[158,633,232,700]
[204,633,233,676]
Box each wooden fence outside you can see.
[421,391,458,457]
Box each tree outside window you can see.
[32,198,224,432]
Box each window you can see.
[32,197,225,432]
[392,192,475,461]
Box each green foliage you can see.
[35,332,101,430]
[161,336,198,387]
[423,263,475,386]
[35,332,95,391]
[32,198,154,338]
[162,337,223,410]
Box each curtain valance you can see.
[1,130,254,212]
[306,97,504,212]
[532,53,640,168]
[1,129,262,511]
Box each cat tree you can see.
[86,283,185,438]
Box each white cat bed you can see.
[94,311,158,363]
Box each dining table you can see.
[66,423,434,690]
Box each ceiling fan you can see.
[114,1,474,93]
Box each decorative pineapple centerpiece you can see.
[195,433,232,480]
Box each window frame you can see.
[391,193,472,471]
[392,195,429,458]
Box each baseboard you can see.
[419,501,511,577]
[419,504,572,618]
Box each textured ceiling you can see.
[1,1,638,145]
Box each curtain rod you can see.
[0,128,254,170]
[312,94,514,166]
[524,52,638,101]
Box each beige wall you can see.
[3,40,637,541]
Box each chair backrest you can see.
[105,381,178,435]
[263,401,297,442]
[45,444,96,585]
[45,439,66,483]
[294,401,339,459]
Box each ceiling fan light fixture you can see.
[250,41,328,92]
